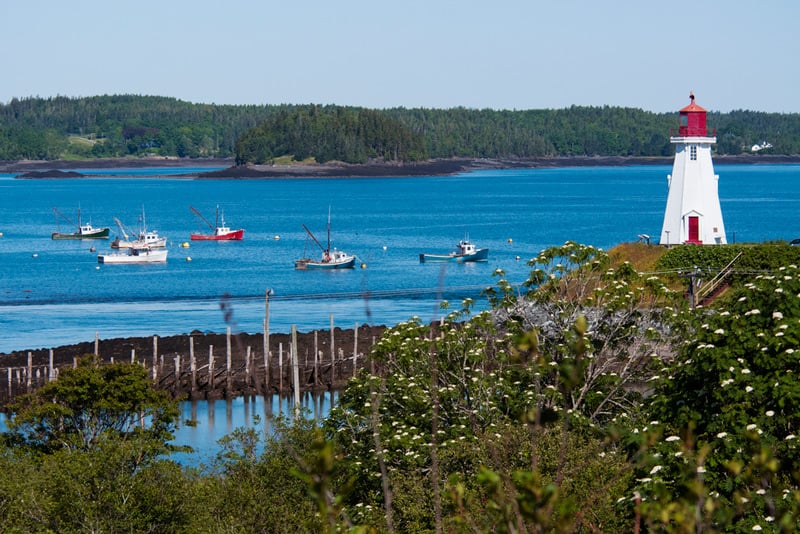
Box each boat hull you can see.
[190,229,244,241]
[295,256,356,270]
[98,248,168,264]
[52,228,110,240]
[419,247,489,263]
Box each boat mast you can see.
[326,206,331,253]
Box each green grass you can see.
[67,135,101,147]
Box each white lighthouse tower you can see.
[659,93,726,245]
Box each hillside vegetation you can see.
[1,95,800,162]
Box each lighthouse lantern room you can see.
[659,93,726,246]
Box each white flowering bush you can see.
[323,242,683,531]
[638,265,800,530]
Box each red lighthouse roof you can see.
[677,92,709,137]
[680,92,707,113]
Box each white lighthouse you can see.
[659,93,726,245]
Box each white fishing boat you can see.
[98,247,168,264]
[110,208,167,249]
[295,209,356,270]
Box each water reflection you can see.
[0,391,337,467]
[172,391,338,466]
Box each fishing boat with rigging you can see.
[51,207,110,240]
[295,209,356,270]
[110,208,167,249]
[189,206,244,241]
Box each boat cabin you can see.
[457,240,476,255]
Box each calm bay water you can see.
[171,392,338,466]
[1,164,800,354]
[2,163,800,461]
[0,392,337,466]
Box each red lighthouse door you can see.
[687,216,701,244]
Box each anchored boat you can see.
[111,208,167,249]
[51,207,109,240]
[419,237,489,263]
[98,246,168,264]
[295,210,356,270]
[190,206,244,241]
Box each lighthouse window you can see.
[690,145,697,160]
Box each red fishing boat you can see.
[189,206,244,241]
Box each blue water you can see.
[1,164,799,354]
[0,392,337,466]
[171,392,338,466]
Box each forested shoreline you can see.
[2,95,799,164]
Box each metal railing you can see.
[670,128,717,137]
[695,251,743,302]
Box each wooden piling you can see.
[279,342,284,393]
[226,327,232,393]
[292,325,300,418]
[330,314,335,381]
[264,319,270,394]
[264,290,271,392]
[353,323,359,378]
[313,331,319,386]
[190,343,197,391]
[174,355,180,392]
[208,345,215,393]
[245,346,251,387]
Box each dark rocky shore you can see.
[5,154,800,180]
[0,325,387,370]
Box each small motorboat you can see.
[98,246,168,264]
[419,238,489,263]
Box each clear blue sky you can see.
[2,0,798,113]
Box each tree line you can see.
[1,94,800,162]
